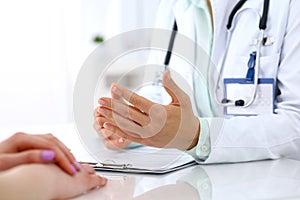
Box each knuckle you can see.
[53,151,63,163]
[45,133,54,138]
[100,129,110,138]
[94,107,99,117]
[45,133,58,142]
[128,108,135,119]
[25,151,38,163]
[12,132,25,139]
[130,94,141,106]
[93,121,100,131]
[10,132,26,144]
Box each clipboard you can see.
[82,160,196,174]
[80,146,196,174]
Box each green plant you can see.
[93,35,104,44]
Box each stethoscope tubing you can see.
[161,0,270,109]
[214,0,270,108]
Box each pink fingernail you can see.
[118,138,125,144]
[99,99,107,106]
[101,177,108,185]
[112,86,122,96]
[98,108,105,115]
[103,123,109,129]
[41,150,55,162]
[70,164,77,175]
[75,161,82,171]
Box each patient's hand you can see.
[0,132,81,175]
[0,163,107,200]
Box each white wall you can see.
[0,0,160,129]
[0,0,78,128]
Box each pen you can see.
[164,21,178,71]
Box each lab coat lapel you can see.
[172,1,196,43]
[172,1,196,86]
[210,0,239,70]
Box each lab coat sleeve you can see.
[187,118,211,161]
[198,1,300,164]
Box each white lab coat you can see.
[152,0,300,163]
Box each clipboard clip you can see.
[80,161,132,169]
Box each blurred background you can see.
[0,0,161,129]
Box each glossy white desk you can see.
[1,124,300,200]
[72,159,300,200]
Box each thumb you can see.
[0,150,55,171]
[162,70,191,106]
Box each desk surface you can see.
[1,124,300,200]
[75,159,300,200]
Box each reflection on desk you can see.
[74,159,300,200]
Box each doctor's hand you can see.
[97,70,200,150]
[94,93,133,150]
[0,132,81,175]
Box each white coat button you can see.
[201,145,208,152]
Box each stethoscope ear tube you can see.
[227,0,270,30]
[226,0,247,29]
[259,0,270,30]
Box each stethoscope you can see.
[163,0,270,108]
[215,0,270,108]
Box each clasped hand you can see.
[94,70,200,150]
[0,132,81,175]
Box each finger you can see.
[42,134,81,172]
[93,119,102,134]
[13,133,79,175]
[78,173,107,193]
[94,118,110,141]
[162,70,191,107]
[0,150,56,171]
[95,105,114,119]
[103,122,144,145]
[81,164,96,174]
[94,116,117,140]
[99,98,150,126]
[94,117,129,150]
[87,174,108,190]
[94,120,107,142]
[94,116,110,131]
[101,104,166,139]
[101,128,131,150]
[110,83,155,114]
[110,84,124,102]
[99,106,144,135]
[94,106,101,118]
[94,123,114,142]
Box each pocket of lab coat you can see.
[223,53,280,79]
